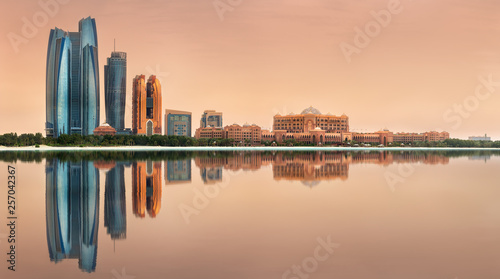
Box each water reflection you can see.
[40,150,499,273]
[97,162,127,240]
[132,161,162,218]
[193,152,450,186]
[45,160,100,273]
[165,159,191,184]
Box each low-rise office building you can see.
[164,109,192,137]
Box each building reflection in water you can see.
[132,161,162,218]
[272,153,349,187]
[44,151,453,273]
[195,157,224,184]
[194,152,450,187]
[165,159,191,185]
[45,159,100,273]
[97,161,127,240]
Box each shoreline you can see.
[1,145,500,152]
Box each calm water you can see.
[1,150,500,279]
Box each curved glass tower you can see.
[104,52,127,131]
[46,29,71,137]
[46,17,99,137]
[81,45,100,135]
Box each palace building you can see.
[263,106,352,145]
[262,106,449,145]
[273,106,349,133]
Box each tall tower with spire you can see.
[104,40,127,132]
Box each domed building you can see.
[301,106,322,115]
[93,123,116,136]
[262,106,449,146]
[262,106,352,145]
[93,161,116,171]
[272,106,349,134]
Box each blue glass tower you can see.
[46,17,99,137]
[104,51,127,131]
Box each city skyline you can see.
[1,0,500,139]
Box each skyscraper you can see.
[200,110,223,128]
[46,17,100,138]
[104,49,127,131]
[132,75,162,135]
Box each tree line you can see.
[0,133,236,147]
[0,133,499,148]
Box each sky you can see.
[1,0,500,139]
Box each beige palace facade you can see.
[263,107,449,145]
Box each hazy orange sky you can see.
[1,0,499,139]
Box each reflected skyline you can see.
[41,151,499,274]
[194,151,450,186]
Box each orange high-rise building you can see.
[132,161,162,218]
[132,75,162,135]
